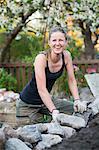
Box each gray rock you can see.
[5,138,31,150]
[74,108,93,125]
[57,113,86,129]
[45,122,64,136]
[2,124,18,139]
[36,134,62,150]
[88,96,99,115]
[36,123,48,133]
[79,87,94,102]
[23,123,48,133]
[61,126,76,138]
[16,125,42,143]
[84,73,99,97]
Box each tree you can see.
[0,0,70,62]
[0,0,69,62]
[0,0,46,62]
[64,0,99,59]
[1,0,98,62]
[42,0,99,59]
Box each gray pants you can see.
[16,97,74,126]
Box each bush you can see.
[0,68,17,91]
[21,35,44,63]
[66,39,81,60]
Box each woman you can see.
[16,26,86,125]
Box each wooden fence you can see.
[0,59,99,91]
[0,63,33,91]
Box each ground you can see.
[46,113,99,150]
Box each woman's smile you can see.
[49,31,67,54]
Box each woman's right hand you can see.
[52,109,60,122]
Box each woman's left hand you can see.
[74,100,87,113]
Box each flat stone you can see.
[45,122,64,136]
[85,73,99,97]
[57,113,86,129]
[79,87,94,102]
[35,134,62,150]
[16,125,42,144]
[61,126,76,138]
[88,96,99,115]
[5,138,31,150]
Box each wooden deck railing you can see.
[0,59,99,91]
[73,59,99,73]
[0,63,33,91]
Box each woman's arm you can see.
[64,51,80,100]
[64,51,87,113]
[34,54,56,113]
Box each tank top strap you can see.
[62,52,66,68]
[46,52,66,69]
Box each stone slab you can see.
[85,73,99,97]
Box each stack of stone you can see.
[0,113,87,150]
[0,88,19,127]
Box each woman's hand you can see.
[52,109,60,122]
[74,99,87,113]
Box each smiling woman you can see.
[16,26,86,126]
[48,31,67,55]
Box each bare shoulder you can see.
[63,50,72,63]
[34,53,46,67]
[63,50,71,58]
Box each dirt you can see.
[46,113,99,150]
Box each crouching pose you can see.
[16,26,86,126]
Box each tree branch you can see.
[1,8,38,62]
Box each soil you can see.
[46,113,99,150]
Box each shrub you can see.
[21,35,44,63]
[66,39,81,60]
[0,68,17,91]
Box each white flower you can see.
[15,0,21,2]
[73,7,78,12]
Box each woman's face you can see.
[49,31,67,54]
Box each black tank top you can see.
[20,53,66,105]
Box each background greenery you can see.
[0,68,17,91]
[0,32,44,62]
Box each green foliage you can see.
[53,66,87,97]
[22,35,44,63]
[0,68,17,91]
[0,33,44,62]
[66,39,81,60]
[0,33,31,61]
[0,33,6,48]
[11,34,32,61]
[74,68,87,88]
[54,71,70,97]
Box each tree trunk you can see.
[79,21,95,59]
[84,24,95,59]
[0,9,37,62]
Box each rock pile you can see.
[0,113,88,150]
[0,88,19,103]
[0,88,19,113]
[0,87,99,150]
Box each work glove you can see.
[74,99,87,113]
[52,109,60,122]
